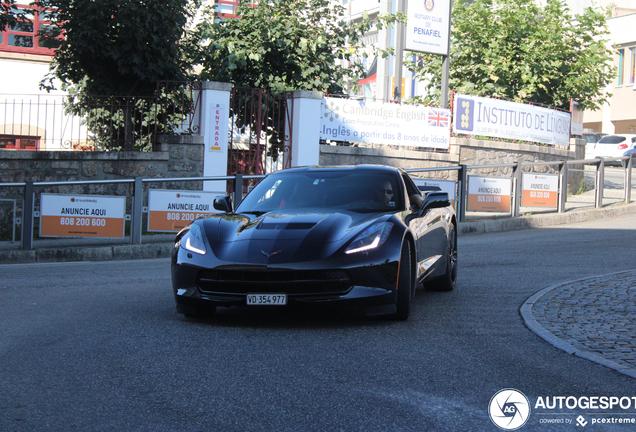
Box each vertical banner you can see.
[467,176,512,212]
[521,173,559,208]
[201,82,232,192]
[40,194,126,238]
[405,0,452,55]
[147,190,223,232]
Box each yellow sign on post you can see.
[40,194,126,238]
[391,77,406,99]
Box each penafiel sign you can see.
[467,176,512,212]
[147,190,223,232]
[320,98,451,150]
[522,173,559,208]
[40,194,126,238]
[453,93,571,147]
[405,0,452,55]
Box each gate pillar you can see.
[201,81,233,192]
[289,90,323,168]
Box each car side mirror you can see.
[418,192,451,216]
[213,195,233,213]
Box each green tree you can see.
[37,0,196,96]
[35,0,199,150]
[406,0,614,111]
[190,0,372,94]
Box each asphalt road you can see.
[2,214,636,432]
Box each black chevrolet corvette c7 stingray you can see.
[171,165,457,320]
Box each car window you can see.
[599,136,626,144]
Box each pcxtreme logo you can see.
[489,389,531,430]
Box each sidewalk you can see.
[522,270,636,380]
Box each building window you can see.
[631,47,636,85]
[0,135,40,151]
[618,49,625,86]
[0,4,57,56]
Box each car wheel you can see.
[391,241,413,321]
[428,224,457,292]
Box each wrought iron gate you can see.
[227,88,293,193]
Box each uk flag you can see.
[428,109,450,128]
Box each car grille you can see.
[197,269,353,295]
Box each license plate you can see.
[246,294,287,305]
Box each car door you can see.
[401,173,447,278]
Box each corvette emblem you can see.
[261,250,283,259]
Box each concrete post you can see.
[200,82,233,193]
[290,90,323,167]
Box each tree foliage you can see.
[189,0,372,95]
[34,0,199,151]
[37,0,196,96]
[405,0,614,111]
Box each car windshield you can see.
[236,171,403,214]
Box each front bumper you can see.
[171,246,400,313]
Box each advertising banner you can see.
[412,178,456,207]
[453,93,571,147]
[320,98,451,150]
[467,176,512,212]
[405,0,451,55]
[522,173,559,208]
[148,190,223,232]
[40,194,126,238]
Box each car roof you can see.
[271,165,403,175]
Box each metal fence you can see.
[0,155,633,251]
[0,82,201,152]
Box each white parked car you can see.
[589,134,636,164]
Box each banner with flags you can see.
[320,97,451,150]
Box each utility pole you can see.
[393,0,406,103]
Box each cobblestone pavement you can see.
[523,270,636,379]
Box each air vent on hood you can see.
[258,222,316,230]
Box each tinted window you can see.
[599,136,626,144]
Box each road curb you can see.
[0,243,173,265]
[521,271,636,380]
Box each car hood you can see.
[199,210,389,264]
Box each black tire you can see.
[428,224,457,292]
[391,241,413,321]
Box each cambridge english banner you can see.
[320,98,451,150]
[453,94,571,147]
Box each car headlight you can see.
[345,222,393,254]
[182,224,206,255]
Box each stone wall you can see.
[0,135,586,205]
[320,137,586,193]
[0,135,205,203]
